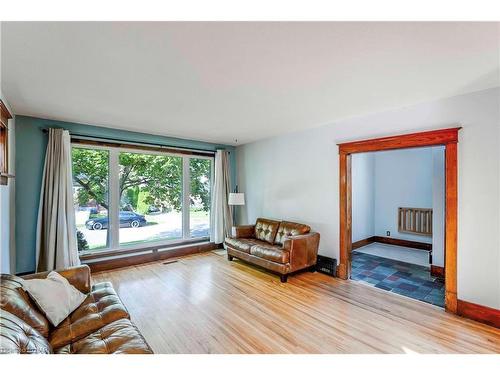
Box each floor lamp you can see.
[228,192,245,226]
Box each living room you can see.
[1,1,499,372]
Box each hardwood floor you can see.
[92,252,500,354]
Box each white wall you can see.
[373,148,433,243]
[237,87,500,309]
[0,21,16,274]
[432,147,446,267]
[351,153,374,242]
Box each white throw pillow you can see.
[22,271,86,326]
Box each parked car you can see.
[85,211,147,230]
[147,205,161,214]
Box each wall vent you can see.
[398,207,432,236]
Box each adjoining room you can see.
[351,146,445,307]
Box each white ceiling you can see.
[1,22,499,145]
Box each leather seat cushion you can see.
[0,309,52,354]
[54,318,153,354]
[274,221,311,245]
[49,282,130,349]
[250,244,290,264]
[254,218,280,244]
[0,274,50,338]
[225,237,265,253]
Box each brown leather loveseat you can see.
[224,218,320,282]
[0,265,152,354]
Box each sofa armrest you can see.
[231,225,255,239]
[22,265,92,294]
[282,232,320,271]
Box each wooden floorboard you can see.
[92,252,500,354]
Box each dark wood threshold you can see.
[85,241,221,273]
[430,265,445,278]
[457,299,500,329]
[352,236,432,251]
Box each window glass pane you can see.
[72,148,110,251]
[189,158,211,238]
[118,152,183,246]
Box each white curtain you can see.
[210,150,233,244]
[36,128,80,272]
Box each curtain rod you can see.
[40,127,223,155]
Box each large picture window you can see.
[72,144,213,254]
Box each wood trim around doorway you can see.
[337,127,461,313]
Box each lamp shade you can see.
[228,192,245,206]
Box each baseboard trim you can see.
[352,236,432,251]
[373,236,432,251]
[457,299,500,328]
[430,265,445,278]
[85,242,219,273]
[352,237,376,250]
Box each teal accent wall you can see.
[15,115,236,274]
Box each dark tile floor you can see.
[351,250,445,308]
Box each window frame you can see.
[72,142,214,257]
[0,100,13,186]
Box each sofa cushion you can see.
[254,218,280,244]
[54,318,153,354]
[0,309,52,354]
[22,271,86,327]
[49,282,130,349]
[225,237,264,253]
[0,274,50,338]
[23,265,92,294]
[274,221,311,245]
[250,244,290,264]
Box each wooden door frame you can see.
[337,127,460,313]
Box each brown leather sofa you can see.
[224,218,320,282]
[0,265,153,354]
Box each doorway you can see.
[350,146,445,307]
[337,128,460,313]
